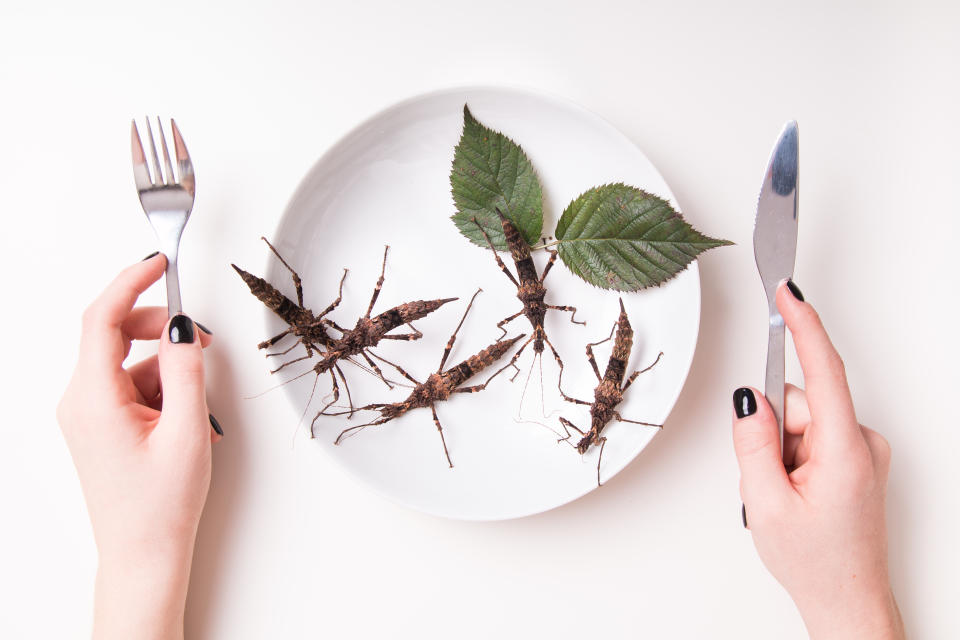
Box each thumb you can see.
[732,387,793,510]
[157,314,208,436]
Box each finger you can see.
[776,281,862,453]
[80,254,167,375]
[156,314,208,441]
[128,354,161,402]
[783,383,810,435]
[122,306,214,347]
[861,426,892,480]
[732,387,794,509]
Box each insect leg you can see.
[547,304,585,326]
[360,350,394,389]
[265,340,300,358]
[472,217,520,287]
[334,363,356,417]
[496,311,523,339]
[539,249,559,282]
[367,350,421,385]
[613,412,663,428]
[438,288,482,372]
[621,352,664,392]
[258,327,293,351]
[269,353,313,374]
[364,245,389,318]
[558,416,586,443]
[596,436,608,487]
[556,353,591,407]
[431,405,454,468]
[313,370,341,422]
[335,415,393,445]
[318,268,349,317]
[321,318,349,333]
[261,236,304,308]
[381,332,422,341]
[585,321,618,381]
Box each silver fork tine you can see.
[144,116,164,186]
[171,119,195,195]
[156,116,175,186]
[130,121,152,190]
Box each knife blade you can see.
[753,121,799,444]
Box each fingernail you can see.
[196,322,213,335]
[209,413,224,436]
[741,503,749,529]
[785,279,805,302]
[141,251,159,261]
[169,314,195,344]
[733,388,757,418]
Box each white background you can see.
[1,1,957,638]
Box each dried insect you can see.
[473,209,584,388]
[232,236,347,367]
[558,299,663,486]
[324,289,525,467]
[301,245,458,419]
[234,240,453,419]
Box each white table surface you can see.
[2,1,957,638]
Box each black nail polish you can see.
[733,388,757,418]
[141,251,159,261]
[786,279,805,302]
[169,314,195,344]
[209,413,224,436]
[196,322,213,335]
[741,503,749,528]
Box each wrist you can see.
[797,585,904,640]
[94,541,196,640]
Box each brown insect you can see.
[232,236,347,368]
[301,246,458,420]
[473,208,583,385]
[234,240,456,419]
[558,299,663,486]
[324,289,525,468]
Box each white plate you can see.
[268,86,700,520]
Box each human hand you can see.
[732,280,904,640]
[57,253,220,640]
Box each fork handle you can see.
[164,253,183,318]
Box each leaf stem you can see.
[530,240,561,251]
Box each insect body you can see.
[327,290,525,467]
[304,245,458,419]
[474,209,583,383]
[232,237,346,367]
[558,299,663,486]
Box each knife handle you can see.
[764,312,786,444]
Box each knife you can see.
[753,121,799,445]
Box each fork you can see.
[131,117,196,318]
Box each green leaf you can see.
[555,183,732,291]
[450,105,543,250]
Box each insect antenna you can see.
[516,351,539,416]
[512,415,564,440]
[244,367,316,399]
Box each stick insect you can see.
[473,208,583,389]
[234,241,455,419]
[323,289,525,468]
[302,245,458,419]
[558,299,663,486]
[233,237,359,405]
